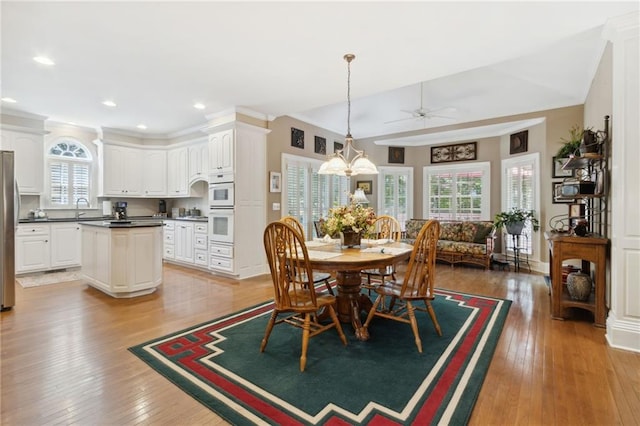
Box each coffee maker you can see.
[114,201,128,220]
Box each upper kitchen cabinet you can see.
[208,128,234,175]
[142,150,167,196]
[0,128,45,194]
[167,146,189,196]
[102,145,143,196]
[188,141,209,184]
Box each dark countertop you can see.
[79,220,164,228]
[19,215,207,224]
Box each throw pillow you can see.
[473,222,494,244]
[460,222,478,243]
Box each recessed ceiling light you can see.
[193,103,206,110]
[137,124,147,130]
[102,100,117,107]
[1,97,17,103]
[33,56,55,66]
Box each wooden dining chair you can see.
[361,215,403,290]
[280,216,334,295]
[262,221,347,372]
[363,219,442,353]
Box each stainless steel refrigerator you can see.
[1,150,18,310]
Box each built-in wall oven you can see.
[209,182,234,208]
[209,209,234,243]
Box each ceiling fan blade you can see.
[424,114,455,120]
[384,116,421,124]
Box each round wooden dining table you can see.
[304,240,413,341]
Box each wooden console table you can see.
[545,232,608,327]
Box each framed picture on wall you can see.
[552,182,574,204]
[552,157,574,178]
[314,136,326,155]
[388,147,405,164]
[356,180,372,195]
[510,130,528,154]
[291,127,304,149]
[334,141,344,153]
[269,171,282,193]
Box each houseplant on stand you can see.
[494,207,540,235]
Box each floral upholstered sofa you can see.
[403,219,496,269]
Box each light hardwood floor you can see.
[2,263,639,425]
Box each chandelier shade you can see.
[318,54,378,177]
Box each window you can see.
[501,153,540,256]
[283,154,348,237]
[423,162,491,220]
[46,139,92,208]
[377,166,413,230]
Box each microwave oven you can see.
[209,182,234,208]
[209,209,234,243]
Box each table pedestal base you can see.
[335,271,372,341]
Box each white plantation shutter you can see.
[47,139,92,208]
[283,154,348,238]
[502,154,538,254]
[50,162,69,204]
[423,162,490,221]
[378,167,412,230]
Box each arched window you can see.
[47,139,92,207]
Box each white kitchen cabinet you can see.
[0,128,45,194]
[142,150,167,196]
[81,223,163,298]
[15,224,50,273]
[50,223,82,268]
[167,147,189,196]
[208,128,234,174]
[204,122,268,278]
[162,220,175,260]
[16,223,83,273]
[174,221,194,263]
[188,141,209,183]
[102,145,143,196]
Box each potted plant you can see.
[556,124,584,159]
[494,207,540,235]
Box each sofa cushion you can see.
[472,222,494,244]
[405,219,427,240]
[437,240,488,255]
[459,222,478,243]
[439,222,462,241]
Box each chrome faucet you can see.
[75,197,90,219]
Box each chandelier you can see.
[318,54,378,177]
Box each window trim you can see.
[501,152,541,259]
[44,138,94,209]
[422,161,491,220]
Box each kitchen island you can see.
[80,221,163,298]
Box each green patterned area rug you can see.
[130,289,511,425]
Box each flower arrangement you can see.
[321,199,376,238]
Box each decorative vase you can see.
[506,221,525,235]
[340,230,361,248]
[566,272,592,301]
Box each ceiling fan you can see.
[385,82,456,124]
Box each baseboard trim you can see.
[606,311,640,353]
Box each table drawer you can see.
[163,221,175,231]
[163,232,174,244]
[163,245,175,259]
